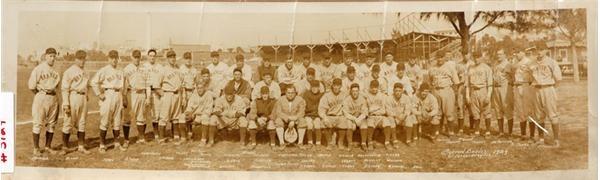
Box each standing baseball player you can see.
[198,68,221,95]
[144,49,163,141]
[455,53,473,135]
[179,52,197,140]
[257,58,276,82]
[318,78,346,149]
[227,54,253,83]
[511,49,536,141]
[363,64,388,95]
[60,50,90,155]
[156,50,184,144]
[251,72,281,100]
[297,56,321,81]
[123,50,150,146]
[529,49,562,147]
[277,57,303,93]
[180,78,216,147]
[357,54,377,81]
[319,56,342,92]
[273,86,307,150]
[341,66,362,94]
[465,52,493,138]
[427,52,460,138]
[90,50,127,153]
[212,86,249,148]
[342,83,368,151]
[302,80,325,149]
[247,86,277,150]
[206,51,230,93]
[380,53,398,80]
[295,67,325,95]
[29,47,60,155]
[406,55,425,88]
[387,63,414,95]
[364,80,393,150]
[492,50,514,138]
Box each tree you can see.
[419,11,508,55]
[494,9,586,82]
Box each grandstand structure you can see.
[257,13,460,63]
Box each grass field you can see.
[14,65,589,172]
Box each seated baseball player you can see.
[198,68,222,96]
[223,68,253,101]
[296,67,325,95]
[417,83,442,143]
[257,57,276,82]
[388,83,420,147]
[318,78,346,149]
[341,66,362,94]
[277,57,303,94]
[364,80,394,150]
[363,64,388,95]
[179,80,216,146]
[273,86,307,150]
[246,86,277,150]
[251,72,281,100]
[301,80,325,149]
[342,83,368,151]
[211,86,250,148]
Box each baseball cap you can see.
[45,48,57,55]
[166,50,176,58]
[370,80,379,88]
[183,52,192,59]
[394,82,403,89]
[210,51,219,57]
[235,54,244,61]
[75,50,87,59]
[347,66,356,74]
[396,63,405,71]
[419,83,430,91]
[332,78,342,86]
[371,64,381,72]
[108,50,119,59]
[350,83,360,89]
[200,68,210,75]
[260,86,270,94]
[307,68,316,76]
[147,49,157,55]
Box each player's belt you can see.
[435,86,450,90]
[70,91,86,95]
[533,84,554,88]
[130,89,145,94]
[185,88,194,92]
[470,86,486,90]
[40,90,56,96]
[164,90,179,94]
[368,114,386,117]
[512,82,530,87]
[104,88,120,92]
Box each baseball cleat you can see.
[45,147,58,155]
[77,146,91,154]
[248,143,257,150]
[123,140,130,148]
[392,140,401,149]
[384,143,393,150]
[198,141,206,147]
[115,143,127,151]
[206,141,214,148]
[98,145,107,154]
[59,147,69,155]
[33,148,42,156]
[360,144,368,152]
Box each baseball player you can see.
[357,55,377,81]
[380,53,398,80]
[341,66,362,94]
[179,78,216,147]
[455,53,473,135]
[247,86,277,150]
[363,64,388,95]
[212,86,249,148]
[251,72,281,100]
[406,55,425,88]
[295,67,325,95]
[257,57,277,82]
[298,56,321,81]
[122,50,151,147]
[339,55,361,80]
[388,83,420,147]
[318,78,346,149]
[427,52,460,138]
[28,48,60,155]
[156,50,184,144]
[60,50,90,154]
[387,63,414,95]
[179,52,197,139]
[227,54,253,83]
[364,80,394,150]
[302,80,325,149]
[90,50,127,153]
[342,83,368,151]
[273,86,307,150]
[465,52,493,138]
[206,51,230,93]
[529,49,562,147]
[492,50,514,138]
[417,83,441,143]
[511,49,536,141]
[319,56,342,92]
[143,49,163,141]
[223,68,253,101]
[198,68,221,95]
[277,57,303,93]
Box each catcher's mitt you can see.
[284,127,298,143]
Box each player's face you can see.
[437,57,445,65]
[369,86,378,94]
[236,60,244,68]
[263,60,271,66]
[307,74,315,81]
[46,54,56,66]
[385,55,393,63]
[202,73,210,82]
[419,90,429,99]
[233,71,242,81]
[303,59,310,66]
[497,52,506,62]
[310,86,320,94]
[261,93,269,100]
[517,52,525,59]
[168,57,176,65]
[196,85,206,95]
[396,69,404,77]
[185,58,192,66]
[226,94,234,102]
[211,56,219,64]
[345,58,353,65]
[285,59,294,68]
[332,84,341,94]
[263,75,273,84]
[132,55,141,65]
[285,88,296,100]
[366,58,374,65]
[393,87,403,98]
[148,52,156,63]
[77,58,86,68]
[350,87,360,99]
[409,58,416,65]
[371,71,379,79]
[109,57,118,66]
[323,58,331,66]
[348,72,356,80]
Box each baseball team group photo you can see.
[14,8,590,172]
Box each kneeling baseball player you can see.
[417,83,442,144]
[212,86,249,148]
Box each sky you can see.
[18,11,504,55]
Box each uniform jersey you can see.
[363,76,388,95]
[380,61,398,80]
[123,63,149,90]
[91,65,125,94]
[273,96,306,120]
[467,63,493,88]
[251,81,281,100]
[214,95,248,118]
[206,62,230,88]
[277,65,303,85]
[297,63,321,80]
[387,74,414,95]
[227,64,253,82]
[388,93,419,119]
[302,91,324,117]
[357,63,376,81]
[529,56,562,86]
[342,95,368,118]
[318,91,347,117]
[406,63,424,87]
[28,62,60,92]
[338,63,360,79]
[341,77,362,93]
[248,98,276,120]
[493,60,512,86]
[159,65,184,92]
[61,65,88,104]
[319,64,342,84]
[513,57,534,84]
[143,62,163,89]
[428,62,459,88]
[420,93,440,117]
[363,92,389,116]
[184,91,216,116]
[295,79,325,95]
[179,65,197,90]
